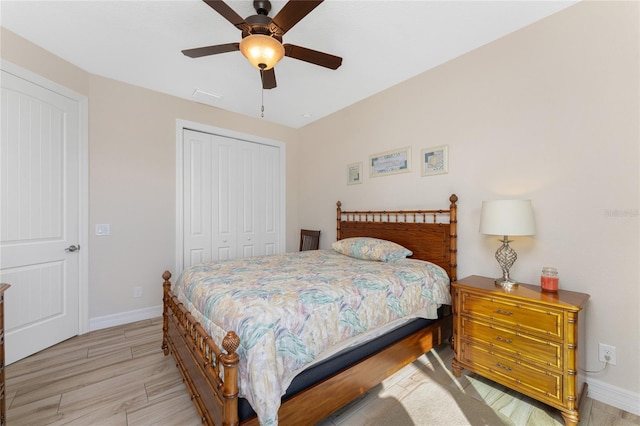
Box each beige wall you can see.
[1,0,638,407]
[87,75,298,318]
[0,28,90,96]
[298,1,639,398]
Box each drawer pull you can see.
[495,362,512,371]
[495,336,513,344]
[495,309,513,316]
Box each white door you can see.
[258,144,280,256]
[183,129,214,265]
[183,129,239,265]
[0,69,81,364]
[211,133,238,261]
[181,128,282,269]
[236,140,259,258]
[235,144,280,257]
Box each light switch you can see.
[96,224,110,236]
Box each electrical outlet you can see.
[133,286,143,298]
[598,343,617,366]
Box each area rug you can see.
[374,381,514,426]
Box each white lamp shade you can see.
[479,199,536,236]
[239,34,285,70]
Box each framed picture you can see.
[421,145,448,176]
[347,162,362,185]
[369,147,411,177]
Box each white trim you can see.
[89,306,163,332]
[586,377,640,416]
[1,59,84,102]
[175,122,184,276]
[78,95,90,334]
[175,119,286,274]
[0,59,90,335]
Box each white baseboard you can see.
[586,377,640,416]
[89,305,163,332]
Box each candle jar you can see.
[541,267,559,292]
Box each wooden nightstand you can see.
[451,276,589,426]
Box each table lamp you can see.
[479,199,536,287]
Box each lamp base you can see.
[494,236,519,290]
[495,276,518,289]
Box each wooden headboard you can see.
[336,194,458,281]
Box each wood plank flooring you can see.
[5,318,639,425]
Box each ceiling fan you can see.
[182,0,342,90]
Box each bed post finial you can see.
[336,201,343,241]
[448,194,458,282]
[222,331,241,355]
[162,270,172,355]
[220,331,241,425]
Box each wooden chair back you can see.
[299,229,321,251]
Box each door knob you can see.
[65,245,80,252]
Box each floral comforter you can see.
[174,249,451,425]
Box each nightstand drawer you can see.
[460,292,563,339]
[460,341,562,404]
[460,317,562,369]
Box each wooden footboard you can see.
[162,271,240,426]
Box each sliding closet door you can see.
[236,140,259,258]
[182,129,281,269]
[236,143,281,257]
[183,130,213,265]
[211,135,237,261]
[259,144,280,256]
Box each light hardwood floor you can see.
[6,318,639,425]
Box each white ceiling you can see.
[1,0,578,128]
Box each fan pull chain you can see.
[260,68,265,118]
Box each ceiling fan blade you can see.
[202,0,251,33]
[283,44,342,70]
[269,0,323,36]
[182,43,240,58]
[261,68,277,90]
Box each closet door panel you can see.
[183,130,212,268]
[212,137,236,261]
[237,142,259,258]
[260,145,280,255]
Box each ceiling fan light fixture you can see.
[239,34,285,70]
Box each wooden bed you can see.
[162,194,458,425]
